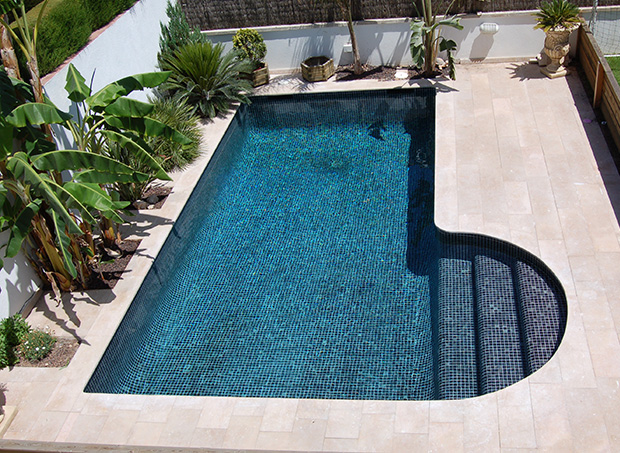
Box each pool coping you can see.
[2,62,619,451]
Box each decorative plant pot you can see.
[252,63,269,87]
[540,25,577,79]
[301,56,335,82]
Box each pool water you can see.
[86,88,566,400]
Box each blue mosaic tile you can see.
[86,88,567,401]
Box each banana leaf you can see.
[65,63,91,103]
[6,153,82,234]
[73,168,150,184]
[7,103,72,127]
[104,97,155,118]
[104,116,192,145]
[5,200,41,258]
[86,71,172,111]
[49,209,77,278]
[31,149,140,175]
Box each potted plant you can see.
[534,0,581,78]
[301,56,335,82]
[232,28,269,87]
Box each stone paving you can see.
[2,62,620,451]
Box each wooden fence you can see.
[577,23,620,155]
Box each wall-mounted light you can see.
[479,23,499,34]
[343,43,352,53]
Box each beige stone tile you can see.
[392,433,429,452]
[430,399,464,423]
[463,395,500,452]
[221,415,262,450]
[259,398,298,432]
[157,408,201,447]
[289,418,327,450]
[189,427,226,448]
[127,421,164,446]
[428,422,464,452]
[137,396,175,423]
[96,409,140,444]
[529,384,572,450]
[232,397,267,416]
[497,401,536,449]
[585,329,620,378]
[25,411,68,442]
[64,414,108,443]
[296,398,330,420]
[574,280,615,331]
[196,396,235,429]
[565,388,610,452]
[527,356,563,384]
[325,400,363,439]
[362,400,396,414]
[394,401,429,434]
[322,437,360,452]
[55,411,79,442]
[357,413,394,452]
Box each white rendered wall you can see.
[205,11,550,71]
[0,232,41,319]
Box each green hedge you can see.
[36,0,137,75]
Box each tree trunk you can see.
[0,15,21,79]
[345,6,362,75]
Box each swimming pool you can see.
[86,88,566,400]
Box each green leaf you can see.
[49,209,77,279]
[6,103,72,127]
[65,64,90,103]
[101,130,171,181]
[62,182,121,212]
[410,20,425,69]
[5,200,41,258]
[105,116,192,145]
[437,16,463,30]
[6,153,82,235]
[31,150,139,175]
[100,209,125,224]
[0,123,13,160]
[45,179,97,225]
[73,169,150,184]
[104,97,155,117]
[86,71,172,111]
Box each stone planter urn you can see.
[540,25,577,78]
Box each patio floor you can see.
[1,61,619,452]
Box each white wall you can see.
[204,11,550,71]
[0,232,41,319]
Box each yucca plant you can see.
[159,41,253,118]
[534,0,580,32]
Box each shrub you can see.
[84,0,137,30]
[147,97,202,172]
[232,29,267,70]
[158,0,206,65]
[18,329,56,362]
[37,0,92,75]
[159,41,253,118]
[0,315,31,368]
[534,0,580,32]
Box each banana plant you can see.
[410,0,463,80]
[0,0,49,104]
[0,65,190,291]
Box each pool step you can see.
[474,255,525,394]
[436,258,478,399]
[437,255,548,398]
[514,261,564,373]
